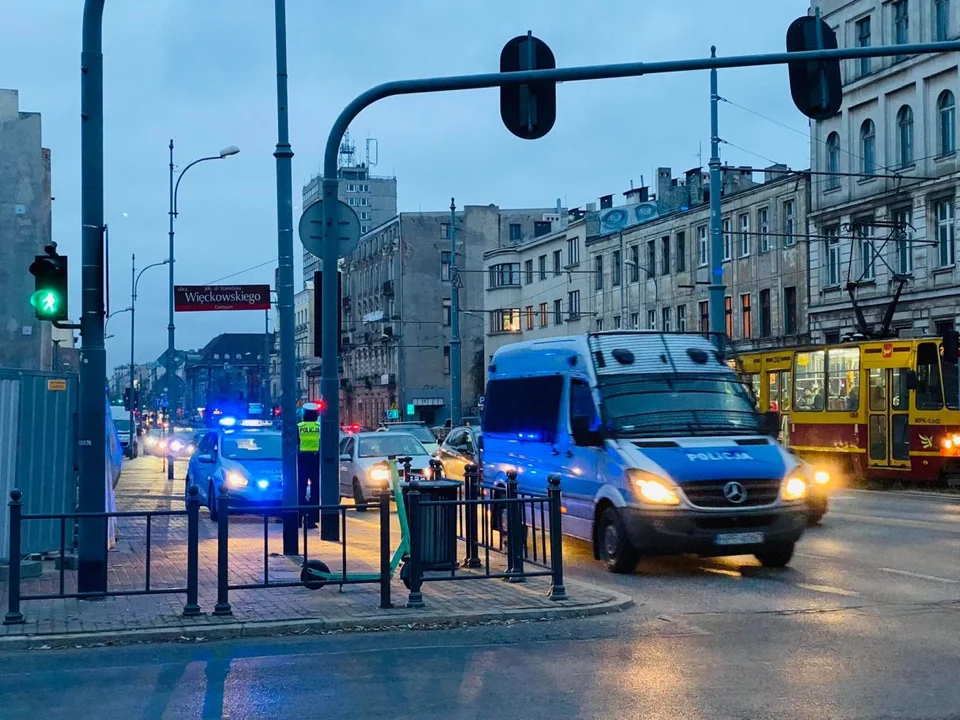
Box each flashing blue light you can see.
[219,416,237,427]
[256,479,269,489]
[516,432,542,441]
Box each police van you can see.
[480,331,809,573]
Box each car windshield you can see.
[386,426,435,444]
[359,434,427,458]
[114,419,130,431]
[221,434,282,460]
[599,373,763,437]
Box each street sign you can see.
[786,15,842,120]
[299,199,361,259]
[499,32,557,140]
[157,349,186,369]
[386,408,399,420]
[174,284,271,312]
[155,375,185,402]
[406,403,415,417]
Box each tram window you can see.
[768,373,779,412]
[794,351,825,411]
[781,371,791,412]
[916,342,944,410]
[943,356,959,410]
[827,348,860,411]
[892,369,909,411]
[868,369,886,412]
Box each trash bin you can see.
[402,479,460,572]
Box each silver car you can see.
[339,431,433,506]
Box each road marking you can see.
[828,512,960,532]
[879,567,960,584]
[795,583,860,597]
[796,551,837,561]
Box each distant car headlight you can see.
[186,444,196,455]
[226,472,248,489]
[169,439,184,452]
[144,437,155,447]
[157,440,167,449]
[369,465,391,483]
[781,476,807,501]
[814,470,830,485]
[627,469,680,506]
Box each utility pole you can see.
[273,0,299,554]
[129,253,136,449]
[262,308,271,410]
[707,46,726,338]
[166,139,176,479]
[449,198,461,428]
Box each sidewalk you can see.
[0,456,631,649]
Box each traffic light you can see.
[786,15,842,120]
[123,387,131,411]
[499,32,557,140]
[28,252,68,322]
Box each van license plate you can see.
[715,532,764,546]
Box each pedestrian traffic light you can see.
[28,252,68,322]
[499,32,556,140]
[786,15,842,120]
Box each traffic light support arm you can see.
[53,320,81,330]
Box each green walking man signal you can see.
[28,247,68,322]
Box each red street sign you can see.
[174,284,271,312]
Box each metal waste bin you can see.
[402,480,460,571]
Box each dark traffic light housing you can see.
[28,248,68,322]
[786,16,842,120]
[500,33,557,140]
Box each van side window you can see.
[569,379,600,430]
[485,376,563,444]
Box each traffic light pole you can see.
[449,198,461,429]
[707,47,725,338]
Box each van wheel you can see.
[353,478,367,512]
[597,507,639,574]
[754,542,795,568]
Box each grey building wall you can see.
[0,89,53,370]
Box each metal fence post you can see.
[546,475,568,601]
[405,479,425,608]
[4,490,24,625]
[213,485,233,616]
[379,488,392,609]
[182,485,201,617]
[462,464,481,568]
[428,458,441,481]
[505,470,525,582]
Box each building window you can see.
[783,200,796,246]
[488,263,520,288]
[647,309,656,330]
[935,0,950,41]
[892,207,913,275]
[724,296,733,337]
[525,305,534,330]
[630,312,640,329]
[676,231,686,272]
[860,119,876,175]
[677,305,686,332]
[524,259,534,284]
[440,223,450,239]
[661,237,670,275]
[936,199,956,267]
[443,346,450,374]
[856,15,872,77]
[938,90,956,156]
[758,208,770,251]
[539,302,549,328]
[698,301,709,333]
[740,294,752,339]
[893,0,909,52]
[662,306,672,332]
[612,249,622,286]
[538,255,547,281]
[442,298,451,326]
[629,245,640,282]
[441,251,451,281]
[897,105,914,167]
[759,289,771,338]
[553,250,562,276]
[613,315,622,329]
[783,286,798,335]
[509,223,522,241]
[567,237,580,266]
[825,227,841,286]
[646,240,656,278]
[856,222,876,281]
[738,213,750,257]
[826,132,841,190]
[595,255,604,291]
[722,219,732,260]
[596,318,604,332]
[568,291,581,320]
[534,221,552,237]
[698,226,708,266]
[492,309,521,333]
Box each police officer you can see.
[297,404,321,528]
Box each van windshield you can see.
[598,373,762,437]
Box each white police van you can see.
[481,331,809,573]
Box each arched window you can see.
[896,105,913,167]
[938,90,956,156]
[860,119,876,175]
[826,132,841,189]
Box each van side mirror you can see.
[476,434,484,452]
[904,370,918,390]
[571,415,604,447]
[197,453,215,464]
[762,411,780,438]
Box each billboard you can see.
[174,284,271,312]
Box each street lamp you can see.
[166,140,239,478]
[104,306,132,338]
[130,254,169,456]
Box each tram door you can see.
[866,368,911,468]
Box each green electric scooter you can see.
[300,455,413,590]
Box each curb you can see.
[0,580,633,652]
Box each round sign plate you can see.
[298,199,361,259]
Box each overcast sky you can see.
[3,0,810,371]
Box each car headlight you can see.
[186,444,196,455]
[369,465,391,483]
[169,440,184,452]
[627,469,680,506]
[814,470,830,485]
[781,476,807,501]
[226,472,248,489]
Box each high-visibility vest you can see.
[297,421,320,452]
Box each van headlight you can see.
[781,476,807,501]
[226,472,248,489]
[627,470,680,506]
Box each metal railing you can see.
[4,487,201,625]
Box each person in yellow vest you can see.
[297,405,321,528]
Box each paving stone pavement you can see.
[1,456,630,644]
